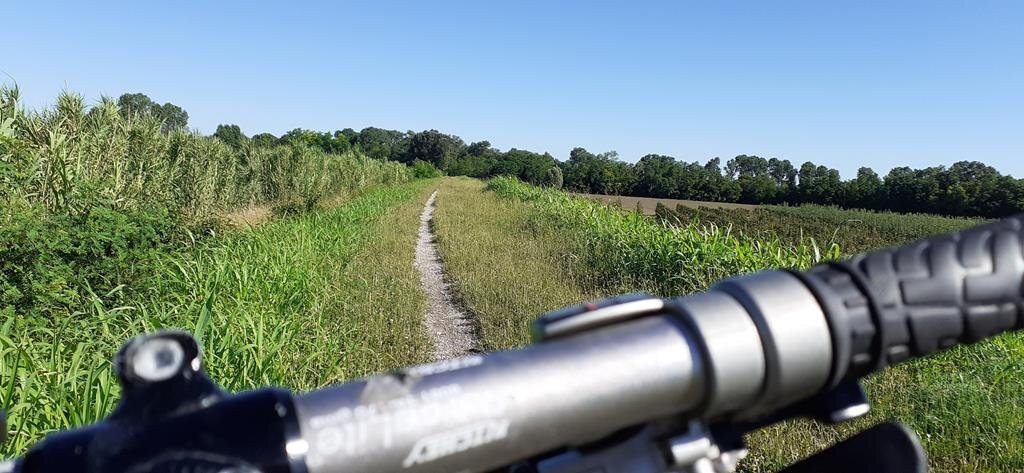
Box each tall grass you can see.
[486,176,840,295]
[481,177,1023,472]
[0,86,422,456]
[1,182,432,456]
[0,85,409,220]
[433,178,598,350]
[1,86,411,326]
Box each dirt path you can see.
[415,190,478,360]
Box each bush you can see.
[410,160,443,179]
[1,194,187,321]
[543,167,563,188]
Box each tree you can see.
[447,140,501,177]
[214,124,246,149]
[848,167,883,209]
[279,128,321,148]
[406,130,464,167]
[152,102,188,131]
[355,127,409,160]
[251,133,278,147]
[632,154,683,198]
[339,128,359,144]
[725,155,769,179]
[116,93,154,117]
[562,148,631,194]
[544,166,563,188]
[116,92,188,131]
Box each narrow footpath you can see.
[415,190,478,360]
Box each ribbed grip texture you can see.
[804,214,1024,382]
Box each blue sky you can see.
[5,1,1023,178]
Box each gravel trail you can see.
[415,190,478,360]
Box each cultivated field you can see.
[579,192,759,214]
[443,178,1022,472]
[661,203,985,254]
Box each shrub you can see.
[410,160,443,179]
[543,167,563,188]
[0,192,187,322]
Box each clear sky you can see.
[5,1,1023,178]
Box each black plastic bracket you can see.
[15,331,307,473]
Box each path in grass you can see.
[0,181,434,456]
[415,189,478,360]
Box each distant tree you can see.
[214,124,246,149]
[737,175,779,204]
[279,128,321,148]
[767,158,797,187]
[406,130,464,167]
[339,128,359,144]
[493,148,558,185]
[116,92,188,131]
[725,155,770,179]
[152,102,188,131]
[116,93,154,117]
[562,148,632,194]
[632,154,682,198]
[543,166,563,188]
[848,167,883,209]
[251,133,278,147]
[356,127,409,160]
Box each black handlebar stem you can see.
[14,332,307,473]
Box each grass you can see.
[485,177,839,296]
[1,86,413,350]
[1,86,409,221]
[432,177,597,350]
[436,177,1023,472]
[0,181,434,456]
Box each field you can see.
[438,178,1023,472]
[580,192,759,214]
[662,203,986,254]
[2,100,1021,473]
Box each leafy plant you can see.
[410,160,443,179]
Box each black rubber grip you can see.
[802,215,1024,383]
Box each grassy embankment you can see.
[432,176,1023,472]
[1,180,436,456]
[0,86,432,456]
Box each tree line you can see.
[118,92,1024,218]
[233,122,1024,218]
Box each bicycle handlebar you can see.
[5,215,1023,473]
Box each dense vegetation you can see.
[1,183,434,455]
[1,87,409,322]
[455,177,1021,472]
[485,177,838,296]
[219,115,1024,218]
[4,83,1020,471]
[102,86,1011,219]
[0,86,424,455]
